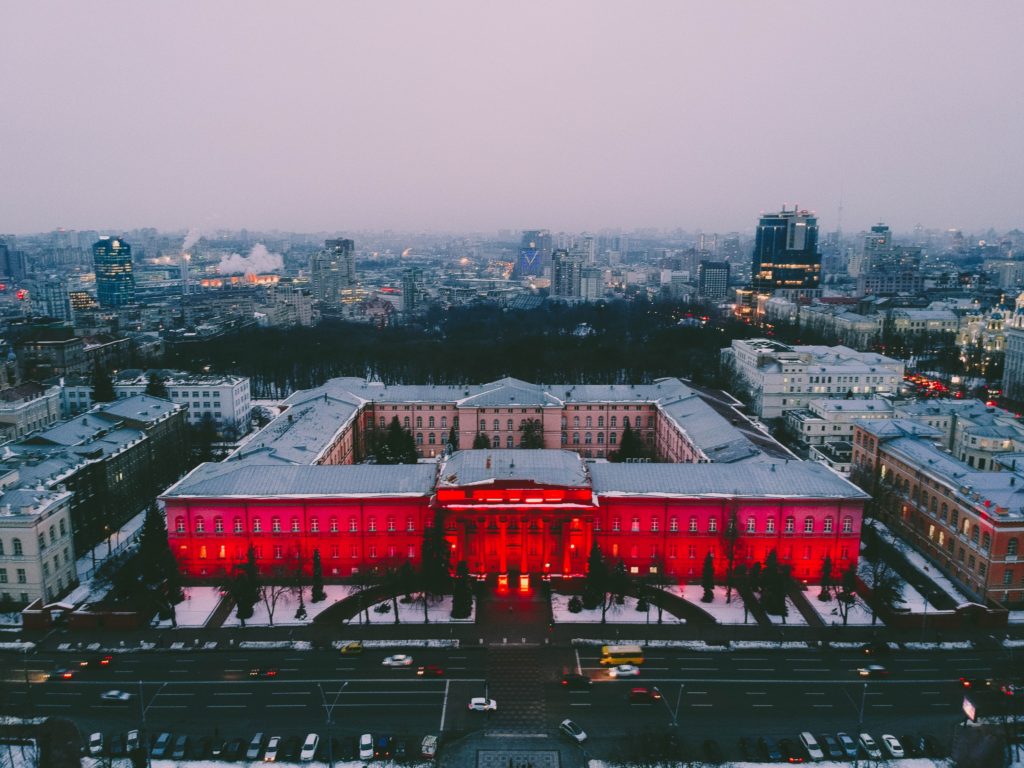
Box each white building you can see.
[0,383,62,441]
[723,338,905,419]
[61,369,252,437]
[786,398,894,447]
[0,471,76,606]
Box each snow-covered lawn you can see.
[676,584,756,624]
[805,592,878,626]
[222,587,473,627]
[151,761,433,768]
[551,593,684,624]
[0,611,22,628]
[589,758,949,768]
[766,597,808,626]
[151,587,223,628]
[868,521,974,604]
[1009,610,1024,624]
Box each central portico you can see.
[434,450,597,579]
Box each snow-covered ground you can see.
[0,611,22,628]
[766,597,808,626]
[151,761,432,768]
[805,592,878,626]
[1009,610,1024,624]
[676,584,756,624]
[152,587,223,628]
[868,521,973,604]
[221,587,473,627]
[551,593,684,624]
[589,758,949,768]
[66,507,150,606]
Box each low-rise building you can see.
[0,382,62,441]
[893,399,1024,471]
[786,398,893,447]
[0,480,76,607]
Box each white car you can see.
[100,689,133,702]
[559,719,587,743]
[263,736,281,762]
[798,732,824,761]
[89,733,104,756]
[858,733,882,759]
[608,664,640,678]
[125,731,140,753]
[467,697,497,712]
[881,734,904,758]
[382,654,414,667]
[359,734,374,761]
[300,733,319,762]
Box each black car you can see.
[561,672,592,689]
[779,738,805,763]
[757,736,783,762]
[819,734,843,760]
[279,736,301,762]
[108,734,126,758]
[374,735,393,759]
[900,734,923,757]
[922,734,946,758]
[191,736,212,759]
[737,737,755,761]
[393,738,408,761]
[337,736,356,761]
[171,735,189,760]
[223,738,245,761]
[702,739,724,763]
[210,740,225,759]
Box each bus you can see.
[599,644,645,666]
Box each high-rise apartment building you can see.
[92,236,135,307]
[310,238,356,303]
[697,260,730,302]
[37,276,72,322]
[750,207,821,295]
[551,249,582,299]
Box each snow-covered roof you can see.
[437,449,588,488]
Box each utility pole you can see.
[854,681,867,768]
[672,683,684,728]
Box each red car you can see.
[417,665,444,677]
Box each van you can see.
[798,732,824,761]
[246,733,265,761]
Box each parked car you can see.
[702,739,724,762]
[779,738,805,763]
[468,697,497,711]
[341,641,363,655]
[279,736,301,762]
[922,734,946,757]
[211,740,225,759]
[858,664,888,678]
[737,737,755,760]
[899,734,923,757]
[881,734,904,758]
[359,734,374,761]
[223,738,245,761]
[420,735,438,759]
[561,672,591,689]
[558,719,587,743]
[608,664,640,678]
[382,654,413,667]
[374,735,393,758]
[100,689,133,703]
[151,733,173,758]
[393,738,408,761]
[858,733,882,759]
[300,734,319,762]
[193,736,213,759]
[798,732,824,761]
[88,733,104,757]
[263,736,281,762]
[835,732,858,760]
[628,687,662,703]
[246,733,265,761]
[108,733,126,758]
[417,664,444,677]
[125,730,140,754]
[757,737,783,762]
[819,734,843,760]
[861,641,891,656]
[171,735,189,760]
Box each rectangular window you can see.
[349,518,358,533]
[612,517,621,532]
[688,545,697,559]
[650,518,659,532]
[631,517,640,532]
[708,518,718,533]
[407,517,415,532]
[669,517,678,532]
[17,569,27,584]
[368,518,377,533]
[766,518,776,533]
[274,545,283,559]
[689,517,698,532]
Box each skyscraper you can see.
[92,236,135,307]
[310,238,356,303]
[750,206,821,295]
[551,249,582,299]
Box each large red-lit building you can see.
[163,449,867,584]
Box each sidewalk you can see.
[65,508,149,605]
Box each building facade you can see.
[163,450,866,584]
[0,480,76,606]
[0,383,62,441]
[750,207,822,295]
[92,237,135,308]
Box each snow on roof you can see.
[590,460,868,499]
[438,449,588,487]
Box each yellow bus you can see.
[599,644,645,666]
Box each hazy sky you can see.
[2,2,1022,236]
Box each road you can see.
[0,643,1006,762]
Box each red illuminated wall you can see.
[167,485,863,584]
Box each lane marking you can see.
[439,679,450,732]
[569,703,591,707]
[149,705,188,710]
[793,668,829,673]
[745,692,767,696]
[691,704,713,708]
[213,692,252,697]
[208,705,246,709]
[267,704,307,709]
[752,704,774,708]
[737,668,774,672]
[812,704,833,709]
[270,691,311,696]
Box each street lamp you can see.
[921,565,930,643]
[318,681,348,768]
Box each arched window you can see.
[585,432,592,444]
[214,517,224,533]
[479,420,486,431]
[609,432,617,445]
[493,419,499,431]
[506,435,514,448]
[271,517,281,533]
[842,516,853,534]
[766,517,776,533]
[428,416,435,428]
[428,433,436,444]
[195,517,205,534]
[597,433,604,444]
[416,433,423,445]
[329,517,338,532]
[784,517,795,534]
[573,432,580,445]
[940,503,948,520]
[708,518,718,533]
[746,517,756,533]
[688,516,698,532]
[823,517,833,534]
[253,519,262,533]
[623,416,631,428]
[586,416,592,428]
[573,416,580,427]
[610,416,618,427]
[971,526,979,544]
[507,419,513,430]
[416,416,423,428]
[291,517,300,533]
[175,517,186,534]
[403,416,410,428]
[803,516,814,534]
[310,518,319,533]
[597,416,604,427]
[379,417,385,428]
[981,532,991,551]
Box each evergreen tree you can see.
[91,366,116,403]
[611,422,650,462]
[137,504,183,600]
[229,547,260,627]
[451,561,473,619]
[192,413,219,464]
[472,433,491,449]
[582,543,607,610]
[836,565,858,626]
[447,426,459,452]
[700,551,715,603]
[609,560,629,607]
[377,416,419,464]
[818,554,834,601]
[310,549,326,603]
[420,517,452,597]
[518,418,544,448]
[144,371,169,399]
[761,549,788,617]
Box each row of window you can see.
[177,515,426,535]
[0,567,27,584]
[915,488,1020,556]
[599,514,855,535]
[387,416,457,429]
[194,543,417,561]
[0,520,67,558]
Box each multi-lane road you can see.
[0,642,1003,761]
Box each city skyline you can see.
[1,2,1022,235]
